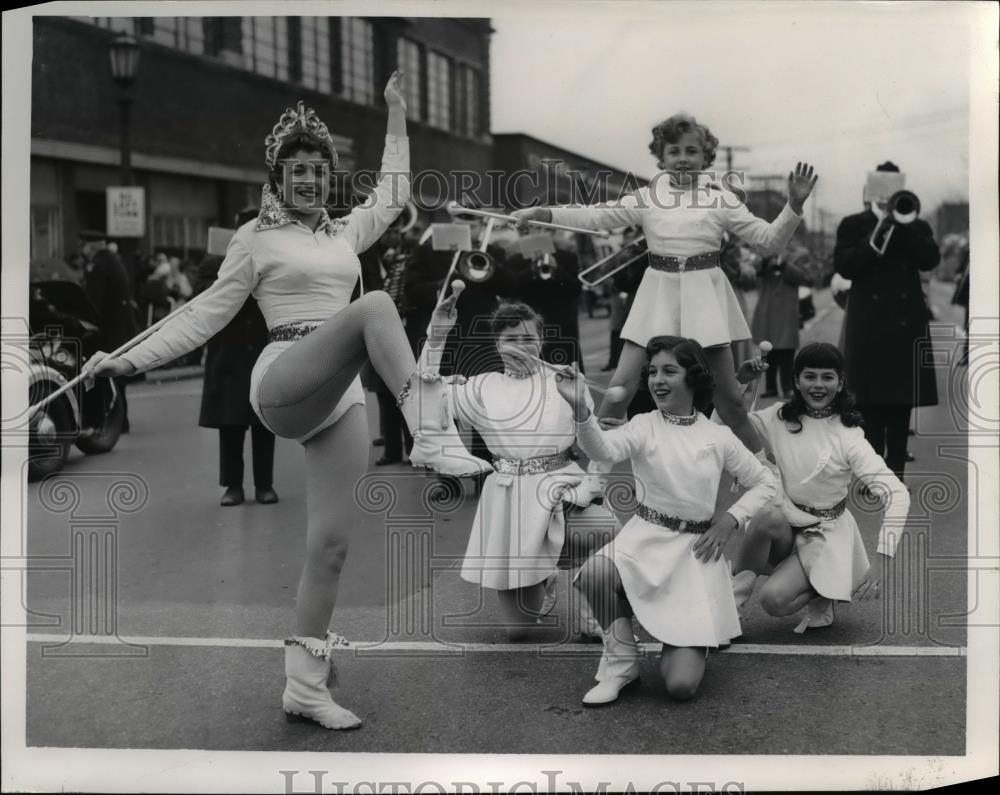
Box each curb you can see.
[141,365,204,384]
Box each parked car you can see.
[27,281,125,481]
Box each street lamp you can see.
[108,33,140,186]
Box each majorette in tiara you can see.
[264,101,338,169]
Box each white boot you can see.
[582,617,641,706]
[397,371,492,478]
[793,597,835,634]
[732,569,759,609]
[282,632,362,730]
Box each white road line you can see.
[24,633,966,658]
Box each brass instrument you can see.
[577,236,649,287]
[869,190,920,256]
[389,199,419,234]
[457,250,497,283]
[533,253,556,281]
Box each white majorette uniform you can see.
[121,136,410,443]
[748,402,910,600]
[456,370,598,591]
[575,409,777,647]
[550,175,802,348]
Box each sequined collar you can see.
[805,405,836,419]
[254,183,347,236]
[660,409,698,426]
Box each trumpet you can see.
[457,250,497,283]
[577,236,649,287]
[869,190,920,256]
[533,253,556,281]
[389,199,419,234]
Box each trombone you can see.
[869,190,920,256]
[577,236,649,287]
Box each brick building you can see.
[30,15,494,267]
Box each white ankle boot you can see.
[282,632,362,730]
[732,569,759,609]
[793,596,835,634]
[397,371,493,478]
[582,617,641,706]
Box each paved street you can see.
[21,282,974,753]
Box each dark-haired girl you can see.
[731,343,911,632]
[555,336,776,705]
[513,113,820,531]
[426,301,617,640]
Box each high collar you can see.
[255,183,346,236]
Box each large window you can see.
[241,17,289,80]
[340,18,375,105]
[299,17,332,93]
[29,207,63,264]
[151,17,204,54]
[396,37,423,121]
[454,64,481,137]
[427,51,451,131]
[152,215,208,254]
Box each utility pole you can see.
[719,145,751,174]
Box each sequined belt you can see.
[492,451,572,476]
[267,320,326,344]
[793,496,848,522]
[648,251,720,273]
[634,503,713,534]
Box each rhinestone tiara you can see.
[264,101,338,169]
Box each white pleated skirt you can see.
[620,266,751,348]
[592,515,742,648]
[794,511,871,601]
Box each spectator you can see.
[751,239,815,399]
[195,208,278,507]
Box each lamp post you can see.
[108,33,140,186]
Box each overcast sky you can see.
[489,1,973,227]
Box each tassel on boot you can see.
[282,631,362,730]
[396,370,492,478]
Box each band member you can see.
[513,112,819,529]
[505,236,585,371]
[556,336,776,705]
[731,343,911,632]
[834,161,940,480]
[83,73,490,731]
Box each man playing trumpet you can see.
[833,161,940,481]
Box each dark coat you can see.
[196,256,270,429]
[505,248,584,371]
[834,210,940,407]
[83,249,139,350]
[751,244,814,350]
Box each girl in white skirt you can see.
[512,113,820,531]
[426,300,618,640]
[555,336,777,705]
[731,343,911,632]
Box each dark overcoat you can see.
[834,210,939,407]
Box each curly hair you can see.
[267,133,338,194]
[489,301,545,338]
[778,342,864,432]
[648,113,719,168]
[642,335,715,413]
